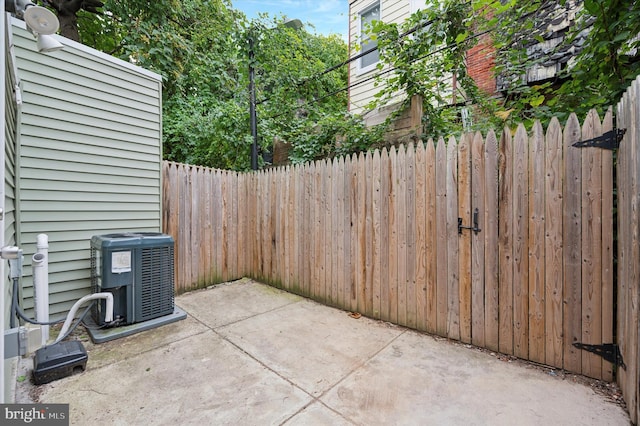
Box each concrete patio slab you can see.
[16,278,629,425]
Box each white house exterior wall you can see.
[349,0,412,117]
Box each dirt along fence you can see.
[163,107,617,386]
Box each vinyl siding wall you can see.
[11,21,163,317]
[4,21,17,327]
[349,0,410,117]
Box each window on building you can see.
[358,2,380,74]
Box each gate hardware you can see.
[572,343,626,370]
[458,208,482,235]
[572,128,626,150]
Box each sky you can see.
[231,0,349,41]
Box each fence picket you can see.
[425,140,438,334]
[435,139,448,336]
[581,109,604,380]
[529,121,546,364]
[372,150,383,319]
[601,109,614,382]
[471,132,486,348]
[458,134,472,343]
[563,113,583,374]
[484,131,499,351]
[545,117,564,368]
[415,143,428,332]
[499,128,514,355]
[447,138,460,341]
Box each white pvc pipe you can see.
[33,233,48,346]
[55,293,113,344]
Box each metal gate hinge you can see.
[572,342,626,370]
[572,128,626,150]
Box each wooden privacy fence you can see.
[163,109,614,382]
[617,76,640,424]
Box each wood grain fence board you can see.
[350,155,358,311]
[312,163,322,298]
[293,164,309,297]
[338,157,348,307]
[425,140,438,334]
[357,153,368,314]
[458,134,472,343]
[316,160,331,302]
[343,156,353,310]
[278,168,286,288]
[601,109,614,382]
[435,139,449,335]
[397,145,408,327]
[231,170,240,279]
[220,171,228,282]
[628,79,640,423]
[415,142,428,331]
[388,147,399,324]
[182,164,191,290]
[204,168,214,284]
[447,137,460,340]
[484,131,499,351]
[298,165,306,293]
[581,109,603,380]
[285,166,293,290]
[372,150,383,319]
[164,164,178,289]
[267,170,282,284]
[175,164,185,290]
[331,159,341,305]
[213,169,222,282]
[620,80,639,423]
[307,165,322,299]
[544,117,564,369]
[324,160,333,302]
[306,165,314,296]
[513,124,530,360]
[528,121,546,364]
[406,145,417,329]
[364,152,374,317]
[238,172,247,277]
[471,131,486,347]
[563,113,583,374]
[498,128,514,354]
[257,171,265,281]
[380,149,391,321]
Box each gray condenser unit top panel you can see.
[91,232,173,249]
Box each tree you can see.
[44,0,104,41]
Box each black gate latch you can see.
[572,129,626,150]
[458,208,482,235]
[572,342,626,370]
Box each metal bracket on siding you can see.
[572,128,626,150]
[572,342,626,369]
[458,208,482,235]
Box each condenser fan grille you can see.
[138,246,175,322]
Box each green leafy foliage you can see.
[74,0,351,169]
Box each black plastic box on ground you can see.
[33,341,88,385]
[90,232,175,326]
